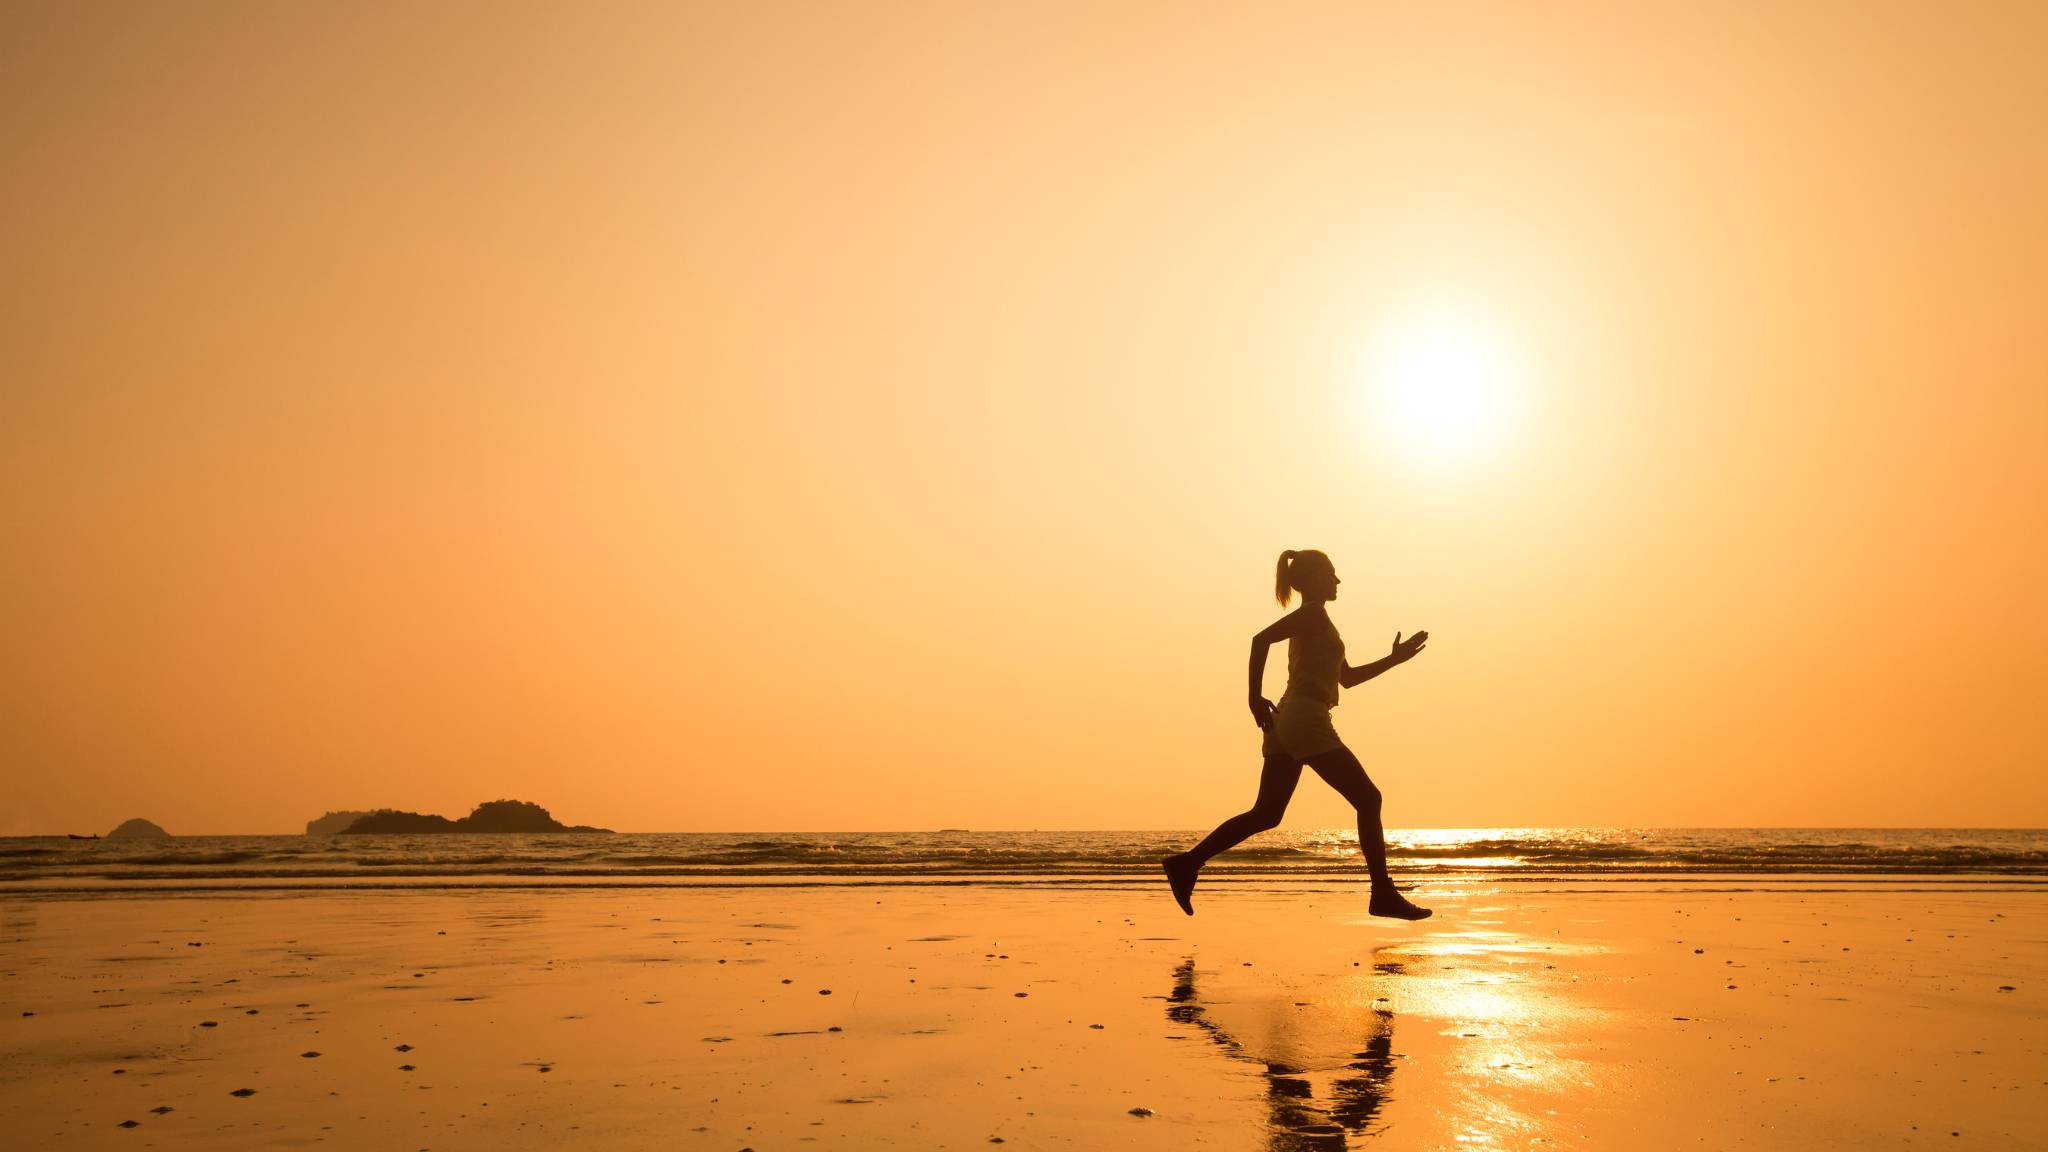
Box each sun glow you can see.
[1358,300,1522,472]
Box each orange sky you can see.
[4,2,2044,834]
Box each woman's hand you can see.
[1392,630,1430,662]
[1249,695,1276,729]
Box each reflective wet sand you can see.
[2,883,2042,1148]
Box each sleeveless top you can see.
[1283,612,1344,709]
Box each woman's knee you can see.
[1245,806,1285,832]
[1352,783,1382,814]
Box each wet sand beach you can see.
[4,880,2044,1150]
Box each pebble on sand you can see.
[200,1021,218,1028]
[230,1088,256,1098]
[819,989,832,995]
[118,1120,139,1128]
[395,1044,413,1052]
[301,1051,321,1058]
[1128,1106,1155,1117]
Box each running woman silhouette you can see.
[1163,550,1433,920]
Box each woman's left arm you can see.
[1341,629,1430,688]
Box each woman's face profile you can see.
[1300,562,1340,602]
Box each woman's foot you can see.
[1368,885,1432,921]
[1163,854,1199,916]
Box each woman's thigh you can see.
[1250,754,1304,815]
[1303,745,1380,807]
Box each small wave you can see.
[3,829,2043,886]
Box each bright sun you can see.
[1360,300,1521,471]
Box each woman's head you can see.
[1275,549,1339,605]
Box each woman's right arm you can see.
[1247,612,1300,728]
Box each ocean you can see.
[3,828,2043,894]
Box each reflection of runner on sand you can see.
[1166,957,1398,1150]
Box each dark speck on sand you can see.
[230,1088,255,1098]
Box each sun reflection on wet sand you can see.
[1171,920,1614,1149]
[1376,928,1610,1146]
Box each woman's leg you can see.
[1181,754,1302,868]
[1163,755,1301,914]
[1302,746,1390,884]
[1305,745,1431,919]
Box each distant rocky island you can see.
[107,818,170,838]
[330,799,611,835]
[306,810,382,835]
